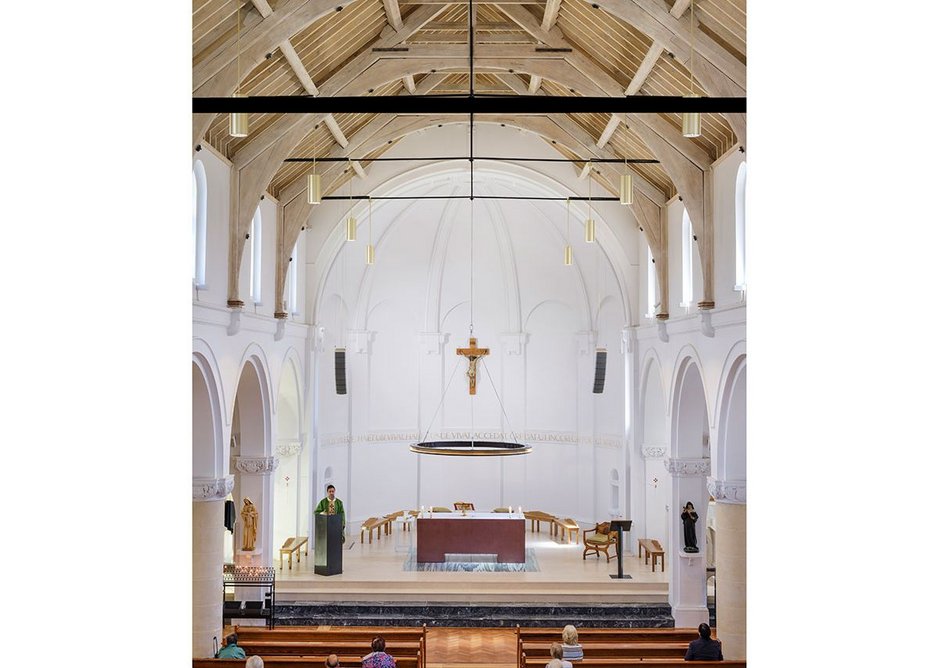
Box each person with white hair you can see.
[246,657,264,668]
[561,626,583,661]
[546,643,572,668]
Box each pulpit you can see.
[610,519,632,580]
[314,513,343,576]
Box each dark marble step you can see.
[273,602,674,628]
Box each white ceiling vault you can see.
[192,0,746,318]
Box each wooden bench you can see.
[521,659,743,668]
[360,517,391,543]
[523,510,558,534]
[195,655,421,668]
[516,627,700,644]
[554,518,579,543]
[234,624,426,668]
[279,536,308,570]
[521,642,688,659]
[638,538,665,572]
[239,640,420,657]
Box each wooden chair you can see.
[454,501,475,511]
[583,522,618,561]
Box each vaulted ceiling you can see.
[193,0,744,202]
[192,0,745,313]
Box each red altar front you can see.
[415,513,526,563]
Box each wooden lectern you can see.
[609,519,632,580]
[314,513,343,576]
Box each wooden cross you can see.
[456,337,489,395]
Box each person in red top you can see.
[684,623,723,661]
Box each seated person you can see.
[325,654,341,668]
[547,643,572,668]
[561,625,583,661]
[684,623,723,661]
[363,636,397,668]
[216,633,246,659]
[246,657,264,668]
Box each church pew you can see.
[238,641,420,657]
[521,659,743,668]
[194,657,420,668]
[233,626,425,667]
[516,626,700,644]
[235,626,426,642]
[521,642,689,658]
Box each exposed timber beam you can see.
[542,0,562,31]
[403,74,417,93]
[528,75,543,94]
[383,0,404,31]
[250,0,273,18]
[669,0,691,19]
[625,42,664,95]
[596,116,620,149]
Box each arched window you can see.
[286,241,298,314]
[646,246,657,319]
[192,160,207,286]
[681,208,694,307]
[249,206,263,304]
[735,162,747,292]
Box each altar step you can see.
[276,580,668,604]
[274,602,674,628]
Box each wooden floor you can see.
[425,627,516,668]
[275,523,669,603]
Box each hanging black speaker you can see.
[593,348,607,394]
[335,348,347,395]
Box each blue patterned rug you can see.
[402,549,539,572]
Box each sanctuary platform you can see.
[274,521,669,605]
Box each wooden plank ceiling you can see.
[193,0,746,201]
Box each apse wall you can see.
[308,125,638,528]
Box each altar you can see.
[416,512,526,563]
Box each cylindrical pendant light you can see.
[307,155,321,204]
[585,218,595,243]
[682,107,702,138]
[229,97,249,137]
[619,173,632,205]
[682,1,702,139]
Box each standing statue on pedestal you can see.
[681,502,699,553]
[240,497,258,552]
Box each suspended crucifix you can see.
[456,337,489,395]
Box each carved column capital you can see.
[642,445,668,459]
[193,475,234,501]
[708,478,747,504]
[234,456,279,474]
[576,331,598,355]
[665,457,711,477]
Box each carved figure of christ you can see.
[456,337,490,395]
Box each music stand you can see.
[609,519,632,580]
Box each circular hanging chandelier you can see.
[410,440,532,457]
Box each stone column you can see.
[665,457,710,628]
[193,476,233,658]
[709,479,746,660]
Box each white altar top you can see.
[419,512,524,520]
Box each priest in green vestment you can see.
[315,484,345,534]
